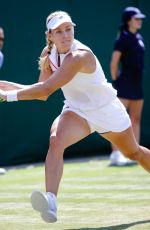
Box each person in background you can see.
[0,27,6,175]
[1,11,150,223]
[109,7,146,166]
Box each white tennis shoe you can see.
[31,190,57,223]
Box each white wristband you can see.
[7,90,18,102]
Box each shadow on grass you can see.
[68,219,150,230]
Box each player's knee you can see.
[49,135,65,152]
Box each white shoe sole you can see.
[41,210,57,223]
[31,190,57,223]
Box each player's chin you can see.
[62,41,72,48]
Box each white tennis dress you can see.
[48,39,131,133]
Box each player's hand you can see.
[0,90,7,102]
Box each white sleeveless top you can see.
[48,39,117,111]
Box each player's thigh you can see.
[129,99,144,121]
[50,111,91,148]
[101,127,139,155]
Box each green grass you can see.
[0,157,150,230]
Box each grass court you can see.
[0,156,150,230]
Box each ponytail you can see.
[38,39,53,71]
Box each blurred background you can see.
[0,0,150,166]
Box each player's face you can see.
[48,22,74,54]
[128,17,143,31]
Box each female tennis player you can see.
[0,11,150,223]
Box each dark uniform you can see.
[113,30,145,99]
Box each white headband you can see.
[47,14,76,30]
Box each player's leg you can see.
[31,111,91,222]
[110,97,129,154]
[45,111,91,195]
[129,99,144,143]
[110,98,132,166]
[101,126,150,173]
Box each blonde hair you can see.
[38,11,71,71]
